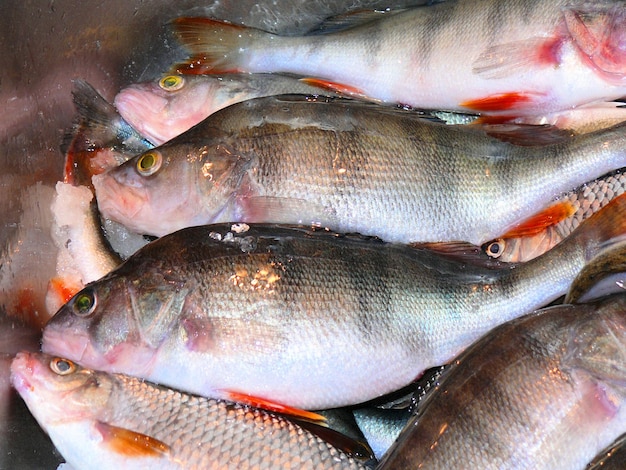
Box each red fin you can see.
[171,17,261,75]
[460,92,541,112]
[95,421,170,457]
[299,78,368,99]
[48,277,82,305]
[223,390,327,423]
[502,201,576,238]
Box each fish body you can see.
[484,169,626,262]
[42,194,626,410]
[173,0,626,116]
[378,294,626,469]
[93,95,626,244]
[10,352,369,470]
[114,73,343,145]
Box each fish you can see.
[42,193,626,410]
[114,73,344,145]
[378,293,626,469]
[92,94,626,244]
[565,237,626,304]
[10,352,372,470]
[482,169,626,262]
[171,0,626,116]
[587,434,626,470]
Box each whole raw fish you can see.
[378,294,626,469]
[93,95,626,244]
[42,194,626,410]
[114,73,343,145]
[172,0,626,116]
[483,169,626,262]
[11,352,370,470]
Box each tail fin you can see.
[565,192,626,264]
[63,80,153,187]
[171,17,267,74]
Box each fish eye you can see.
[72,288,97,317]
[483,239,504,258]
[50,358,76,376]
[159,75,185,91]
[136,151,162,176]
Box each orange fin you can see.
[171,17,260,75]
[460,92,541,112]
[95,421,170,457]
[223,390,327,423]
[48,277,82,305]
[502,200,577,238]
[299,78,368,99]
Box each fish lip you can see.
[10,351,35,393]
[114,87,169,144]
[92,171,147,230]
[41,327,89,365]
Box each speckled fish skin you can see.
[172,0,626,116]
[10,352,369,470]
[484,169,626,262]
[378,294,626,470]
[114,73,343,145]
[42,194,626,410]
[92,95,626,243]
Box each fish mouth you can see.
[10,352,34,393]
[41,327,110,371]
[92,171,148,234]
[114,87,169,145]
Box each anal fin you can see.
[223,390,327,423]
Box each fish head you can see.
[565,296,626,393]
[566,5,626,83]
[114,75,222,144]
[42,269,177,376]
[92,140,249,237]
[11,351,112,426]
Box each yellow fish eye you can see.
[159,75,185,91]
[136,151,162,176]
[73,288,97,317]
[50,358,76,376]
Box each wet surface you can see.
[0,1,431,467]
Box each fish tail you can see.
[571,193,626,261]
[171,17,268,74]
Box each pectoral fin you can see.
[239,196,338,228]
[95,421,170,457]
[501,200,576,238]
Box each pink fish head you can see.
[114,75,223,145]
[566,5,626,83]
